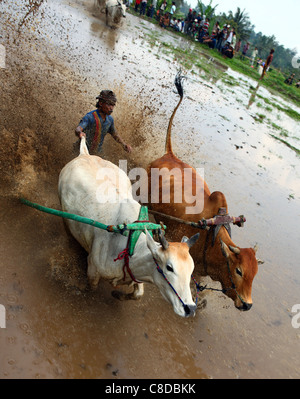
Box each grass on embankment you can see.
[129,9,300,156]
[128,9,300,109]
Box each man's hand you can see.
[75,126,85,138]
[123,143,132,153]
[112,132,132,153]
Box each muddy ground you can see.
[0,0,299,379]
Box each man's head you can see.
[96,90,117,115]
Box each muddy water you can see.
[0,0,299,379]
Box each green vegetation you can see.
[207,51,300,107]
[215,5,253,41]
[128,7,300,107]
[129,3,300,156]
[193,0,298,77]
[256,94,300,122]
[270,134,300,156]
[196,0,218,21]
[143,30,225,81]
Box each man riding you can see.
[75,90,132,155]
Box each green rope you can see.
[20,198,165,237]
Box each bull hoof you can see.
[111,290,126,300]
[87,282,99,292]
[111,290,141,301]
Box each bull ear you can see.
[158,229,169,250]
[181,233,200,248]
[220,239,230,259]
[229,245,240,255]
[253,243,264,264]
[145,228,158,254]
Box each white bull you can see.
[58,137,199,317]
[105,0,126,28]
[95,0,106,12]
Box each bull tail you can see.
[80,136,90,156]
[165,71,184,155]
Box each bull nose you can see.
[184,304,197,317]
[241,302,252,311]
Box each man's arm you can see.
[75,125,86,138]
[75,113,92,138]
[111,131,132,153]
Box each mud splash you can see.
[15,0,45,36]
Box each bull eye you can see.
[166,264,174,272]
[236,267,243,277]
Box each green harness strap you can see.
[127,205,151,256]
[20,198,165,255]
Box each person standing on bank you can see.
[259,48,275,80]
[75,90,132,155]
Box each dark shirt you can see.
[266,53,273,67]
[79,109,116,152]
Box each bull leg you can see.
[87,255,101,290]
[112,283,144,301]
[128,282,144,300]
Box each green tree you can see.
[180,0,191,15]
[249,30,298,74]
[196,0,218,19]
[224,7,253,41]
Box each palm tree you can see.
[196,0,218,19]
[225,7,253,41]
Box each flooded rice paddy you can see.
[0,0,299,379]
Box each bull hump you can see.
[150,153,192,170]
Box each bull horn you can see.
[229,245,241,255]
[220,239,230,259]
[181,233,200,248]
[158,229,169,250]
[253,243,264,263]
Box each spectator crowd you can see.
[128,0,299,85]
[130,1,240,60]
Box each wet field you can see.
[0,0,299,379]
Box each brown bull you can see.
[147,74,259,311]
